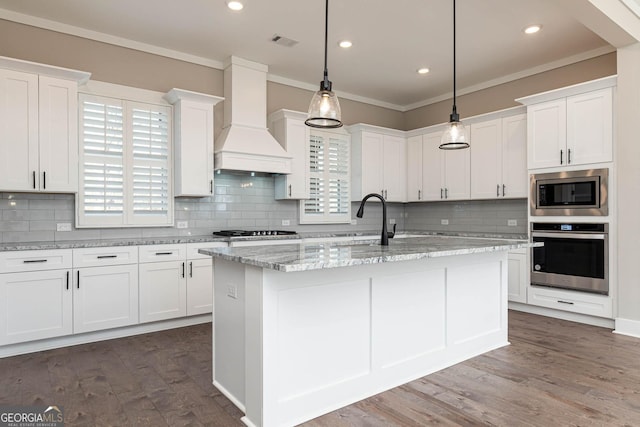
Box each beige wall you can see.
[403,52,617,131]
[0,19,615,132]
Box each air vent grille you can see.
[271,34,299,47]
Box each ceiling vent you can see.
[271,34,299,48]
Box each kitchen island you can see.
[200,236,537,427]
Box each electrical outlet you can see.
[389,218,396,225]
[441,219,449,225]
[508,219,518,227]
[177,221,188,229]
[281,219,290,226]
[227,285,238,299]
[56,223,72,232]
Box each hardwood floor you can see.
[1,311,640,426]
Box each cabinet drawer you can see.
[187,242,226,260]
[527,285,612,318]
[0,249,72,273]
[73,246,138,268]
[138,244,186,263]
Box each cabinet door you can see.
[470,119,501,199]
[507,250,527,303]
[382,135,406,202]
[421,132,444,201]
[275,119,310,199]
[360,132,384,196]
[501,114,528,198]
[174,99,214,196]
[139,261,187,323]
[38,76,78,192]
[0,269,72,345]
[187,258,213,316]
[527,99,566,169]
[73,265,139,333]
[566,88,613,166]
[0,69,39,192]
[443,127,471,200]
[406,135,423,202]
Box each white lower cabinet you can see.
[186,242,221,316]
[72,246,139,333]
[527,285,612,318]
[0,249,73,345]
[507,249,527,303]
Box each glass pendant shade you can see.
[305,83,342,128]
[439,113,469,150]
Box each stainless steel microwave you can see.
[530,168,608,216]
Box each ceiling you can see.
[0,0,614,110]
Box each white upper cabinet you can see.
[349,124,407,202]
[165,88,224,197]
[0,57,89,193]
[407,129,470,202]
[268,110,310,200]
[518,77,615,170]
[470,114,527,199]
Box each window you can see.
[300,130,351,224]
[77,94,172,227]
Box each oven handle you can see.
[532,232,606,240]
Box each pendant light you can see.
[305,0,343,128]
[440,0,469,150]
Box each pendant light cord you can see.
[452,0,457,116]
[323,0,329,84]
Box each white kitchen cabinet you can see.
[350,124,407,202]
[268,110,310,200]
[470,114,527,199]
[186,242,223,316]
[416,129,470,201]
[139,244,187,323]
[0,60,89,193]
[0,249,73,345]
[519,78,614,170]
[507,249,527,303]
[164,88,224,197]
[72,246,139,334]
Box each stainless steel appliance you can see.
[530,168,608,216]
[213,230,297,237]
[531,222,608,295]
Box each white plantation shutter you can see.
[301,131,350,223]
[77,94,172,227]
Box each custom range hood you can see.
[214,56,292,174]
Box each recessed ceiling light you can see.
[524,24,542,34]
[417,68,430,75]
[339,40,353,48]
[227,1,244,11]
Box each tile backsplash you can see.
[0,173,527,243]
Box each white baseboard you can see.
[0,314,211,358]
[614,317,640,338]
[508,302,615,328]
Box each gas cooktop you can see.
[213,230,298,237]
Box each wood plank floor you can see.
[1,310,640,426]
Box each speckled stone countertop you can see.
[0,235,229,251]
[199,235,539,272]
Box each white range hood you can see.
[214,56,292,174]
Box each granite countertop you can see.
[0,235,229,251]
[199,235,540,273]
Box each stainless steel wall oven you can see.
[530,168,608,216]
[531,223,608,295]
